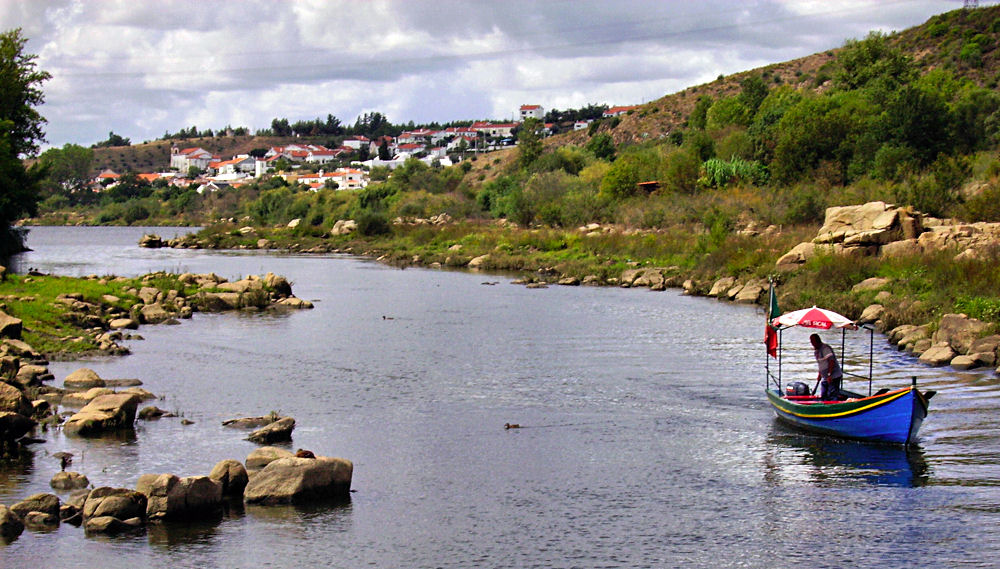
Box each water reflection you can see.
[764,423,929,488]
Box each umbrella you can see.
[772,306,856,330]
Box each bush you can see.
[123,202,150,224]
[356,210,391,236]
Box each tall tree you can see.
[0,28,50,255]
[517,117,543,169]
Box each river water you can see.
[1,226,999,568]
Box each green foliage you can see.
[872,144,917,181]
[122,201,150,224]
[959,182,1000,221]
[661,149,701,194]
[585,133,616,160]
[598,149,660,200]
[356,209,391,236]
[518,117,544,169]
[706,96,750,131]
[531,146,590,176]
[689,96,712,130]
[0,29,49,253]
[833,31,916,94]
[699,157,769,189]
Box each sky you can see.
[0,0,988,150]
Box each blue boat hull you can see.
[766,387,930,445]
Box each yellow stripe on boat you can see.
[771,388,910,419]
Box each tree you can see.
[518,117,543,169]
[39,143,93,200]
[93,131,130,147]
[0,28,50,254]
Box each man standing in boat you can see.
[810,333,843,400]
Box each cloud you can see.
[0,0,977,148]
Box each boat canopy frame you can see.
[766,319,875,398]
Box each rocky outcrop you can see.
[934,313,990,355]
[82,487,147,533]
[777,201,1000,269]
[0,381,32,416]
[138,234,164,248]
[243,456,353,505]
[330,219,357,236]
[136,474,223,521]
[11,493,60,519]
[64,393,141,436]
[245,446,294,472]
[209,459,249,497]
[61,387,115,408]
[247,417,295,444]
[64,368,105,389]
[0,412,35,453]
[0,310,23,339]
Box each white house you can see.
[342,136,370,150]
[603,105,638,118]
[171,147,215,172]
[209,155,255,176]
[519,104,544,121]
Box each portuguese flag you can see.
[764,281,779,358]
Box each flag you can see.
[764,281,780,358]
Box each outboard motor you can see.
[785,381,811,396]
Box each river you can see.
[1,226,998,568]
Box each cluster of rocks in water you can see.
[0,445,352,541]
[0,363,351,543]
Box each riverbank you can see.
[145,201,1000,374]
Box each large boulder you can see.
[734,280,766,304]
[84,515,143,534]
[0,381,32,416]
[216,278,265,294]
[64,368,105,390]
[852,277,891,293]
[934,313,990,355]
[64,393,141,436]
[0,310,23,339]
[0,504,24,542]
[136,474,223,520]
[61,387,115,408]
[83,487,147,522]
[194,291,243,311]
[264,273,293,297]
[243,456,353,505]
[245,446,295,472]
[139,234,164,248]
[209,459,249,497]
[247,417,296,444]
[0,339,40,359]
[857,304,885,325]
[708,277,736,297]
[0,411,35,445]
[139,303,172,324]
[918,343,957,367]
[11,493,60,518]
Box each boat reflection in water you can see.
[763,423,929,488]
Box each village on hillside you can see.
[90,104,638,194]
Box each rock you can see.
[951,353,994,371]
[631,269,666,289]
[243,456,353,505]
[13,364,49,388]
[64,368,105,389]
[138,286,160,305]
[852,277,891,293]
[468,254,490,269]
[121,387,156,401]
[276,297,314,309]
[64,393,141,436]
[881,239,921,258]
[194,291,243,311]
[223,415,283,429]
[83,487,147,522]
[1,339,40,359]
[138,406,167,420]
[734,280,766,304]
[136,474,223,520]
[898,325,932,352]
[109,317,139,330]
[139,234,164,248]
[0,411,35,446]
[682,279,696,295]
[84,515,138,534]
[264,273,293,297]
[857,304,885,325]
[217,278,265,294]
[23,510,58,529]
[11,493,60,518]
[934,313,990,355]
[0,504,24,542]
[140,302,172,324]
[51,471,90,491]
[581,275,601,286]
[247,417,296,444]
[0,310,22,339]
[209,459,249,497]
[287,218,301,229]
[619,268,643,287]
[919,343,957,366]
[708,277,736,297]
[0,381,32,415]
[557,277,580,286]
[330,219,357,236]
[970,335,1000,357]
[59,504,82,525]
[246,446,295,472]
[61,387,115,407]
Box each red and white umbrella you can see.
[771,306,856,330]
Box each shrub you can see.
[356,210,391,236]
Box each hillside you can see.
[89,5,1000,182]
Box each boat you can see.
[763,298,935,445]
